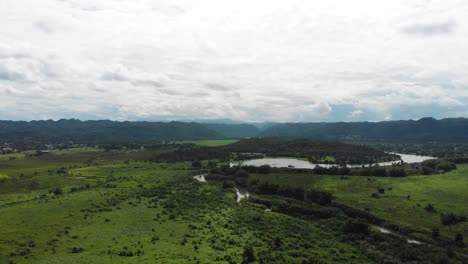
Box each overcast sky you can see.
[1,0,467,122]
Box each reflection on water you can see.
[193,174,206,182]
[235,188,250,202]
[233,153,434,169]
[194,174,249,202]
[373,226,422,245]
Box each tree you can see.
[258,165,271,174]
[52,187,63,196]
[431,227,440,238]
[388,167,407,177]
[455,233,464,247]
[234,169,249,178]
[342,219,369,235]
[272,236,282,250]
[192,161,202,169]
[424,204,437,213]
[242,244,255,263]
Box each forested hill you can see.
[261,117,468,143]
[0,119,223,144]
[201,123,259,138]
[2,117,468,144]
[225,137,397,164]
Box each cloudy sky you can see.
[1,0,468,122]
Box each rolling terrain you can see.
[0,141,467,263]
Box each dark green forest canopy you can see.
[2,117,468,145]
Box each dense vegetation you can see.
[370,143,468,164]
[261,117,468,143]
[206,165,468,263]
[225,138,398,164]
[1,138,467,263]
[4,117,468,148]
[249,166,468,257]
[201,124,259,138]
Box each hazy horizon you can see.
[0,116,465,124]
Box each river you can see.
[233,153,434,169]
[193,174,250,202]
[372,225,422,245]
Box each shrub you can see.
[151,235,160,243]
[455,233,464,247]
[388,167,407,177]
[52,187,63,196]
[436,161,456,172]
[424,204,437,213]
[440,213,467,225]
[222,180,235,189]
[257,165,272,174]
[242,244,255,264]
[71,247,84,253]
[342,219,369,235]
[431,227,440,238]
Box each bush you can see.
[424,204,437,213]
[258,165,272,174]
[440,213,467,225]
[52,187,63,196]
[371,167,387,177]
[151,235,160,243]
[221,180,234,189]
[388,167,407,177]
[342,219,369,235]
[436,161,456,172]
[432,227,440,238]
[234,169,249,178]
[71,247,84,253]
[455,233,464,247]
[422,166,435,175]
[242,244,255,263]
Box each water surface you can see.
[234,153,434,169]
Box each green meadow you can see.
[0,149,375,264]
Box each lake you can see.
[233,153,434,169]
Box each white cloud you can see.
[0,0,467,121]
[349,110,364,118]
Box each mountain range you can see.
[1,117,468,144]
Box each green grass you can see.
[175,139,239,146]
[0,149,374,263]
[251,165,468,244]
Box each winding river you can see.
[193,174,250,202]
[372,226,422,245]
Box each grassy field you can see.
[251,165,468,246]
[0,149,376,264]
[175,139,239,146]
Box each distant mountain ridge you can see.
[0,119,222,144]
[261,117,468,143]
[1,117,468,144]
[201,123,260,138]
